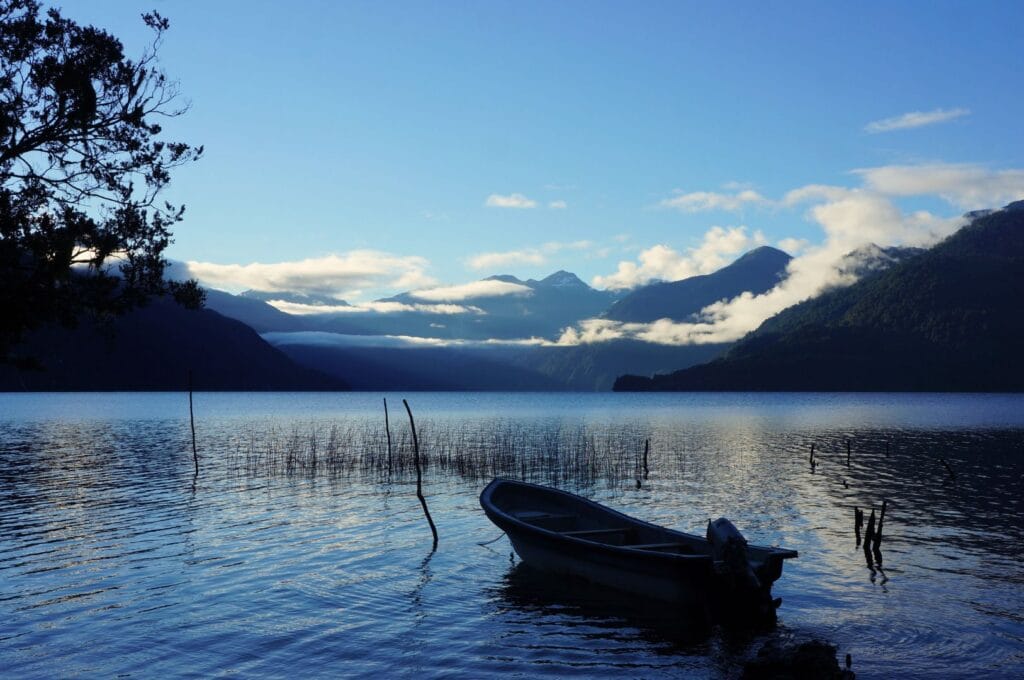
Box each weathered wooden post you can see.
[940,457,957,481]
[404,399,438,550]
[873,500,887,553]
[864,509,876,548]
[846,439,851,467]
[188,369,198,476]
[642,439,649,479]
[854,506,864,546]
[383,398,393,472]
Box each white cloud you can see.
[593,226,767,290]
[467,250,547,271]
[854,163,1024,210]
[466,240,593,271]
[185,251,436,299]
[265,300,482,316]
[549,200,568,209]
[783,184,851,205]
[556,319,627,345]
[263,331,558,349]
[777,237,811,254]
[864,107,970,133]
[567,187,965,346]
[409,279,533,302]
[485,193,537,208]
[660,189,768,212]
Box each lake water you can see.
[1,392,1023,678]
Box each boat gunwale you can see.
[480,478,797,562]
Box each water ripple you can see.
[1,393,1023,678]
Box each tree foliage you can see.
[0,0,203,363]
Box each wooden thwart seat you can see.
[626,542,690,552]
[512,511,577,524]
[561,527,631,537]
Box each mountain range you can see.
[615,202,1024,391]
[7,213,983,393]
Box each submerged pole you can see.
[940,457,957,481]
[864,509,877,548]
[873,500,887,552]
[404,399,438,550]
[384,398,393,472]
[642,439,649,479]
[188,369,198,476]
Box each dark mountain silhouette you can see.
[604,246,792,323]
[0,298,344,391]
[616,203,1024,391]
[518,341,729,390]
[203,289,308,333]
[272,339,564,391]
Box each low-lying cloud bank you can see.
[185,251,435,300]
[593,226,766,290]
[265,300,483,316]
[563,163,1024,346]
[178,162,1024,349]
[263,331,557,349]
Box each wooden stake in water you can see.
[864,509,877,548]
[873,500,887,552]
[846,439,851,467]
[188,369,198,476]
[940,457,957,481]
[384,398,393,472]
[404,399,438,550]
[642,439,649,479]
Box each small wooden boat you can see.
[480,478,797,620]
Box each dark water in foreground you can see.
[1,392,1023,678]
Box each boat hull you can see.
[480,478,797,616]
[503,523,712,606]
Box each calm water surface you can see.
[1,392,1023,678]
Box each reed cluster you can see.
[226,419,650,488]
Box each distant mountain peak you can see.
[485,274,525,285]
[603,246,792,324]
[733,245,793,263]
[537,270,588,289]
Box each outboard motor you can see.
[706,518,773,621]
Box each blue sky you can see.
[79,0,1024,302]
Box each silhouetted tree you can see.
[0,0,203,364]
